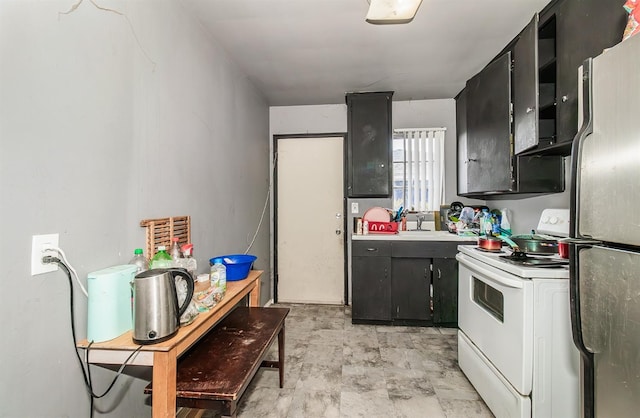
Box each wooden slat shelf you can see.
[140,215,191,258]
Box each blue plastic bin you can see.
[209,254,257,281]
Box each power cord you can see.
[43,256,142,418]
[44,246,88,297]
[244,151,277,254]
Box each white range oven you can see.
[456,209,580,418]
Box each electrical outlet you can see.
[351,202,359,214]
[31,234,59,275]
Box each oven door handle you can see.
[457,253,524,289]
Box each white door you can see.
[276,136,344,304]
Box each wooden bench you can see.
[145,307,289,418]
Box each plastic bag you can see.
[459,207,475,225]
[175,276,199,325]
[623,0,640,41]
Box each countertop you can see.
[352,231,477,242]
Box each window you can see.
[392,128,446,211]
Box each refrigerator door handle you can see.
[570,58,593,239]
[569,241,595,418]
[569,242,596,355]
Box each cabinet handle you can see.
[526,106,535,113]
[438,268,441,279]
[335,229,342,235]
[562,95,568,103]
[366,248,378,252]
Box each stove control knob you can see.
[542,216,550,224]
[549,216,558,224]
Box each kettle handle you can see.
[168,268,195,320]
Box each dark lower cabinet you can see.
[432,258,459,325]
[352,240,471,326]
[352,241,391,322]
[391,258,431,321]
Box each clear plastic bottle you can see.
[170,237,181,263]
[500,208,512,236]
[150,245,172,269]
[129,248,148,274]
[180,243,197,277]
[210,257,227,299]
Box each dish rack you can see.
[367,221,399,234]
[140,215,191,259]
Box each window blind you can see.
[395,128,446,211]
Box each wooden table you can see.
[77,270,262,418]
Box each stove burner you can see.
[499,252,569,267]
[474,247,505,254]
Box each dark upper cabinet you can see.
[513,14,541,155]
[346,92,393,197]
[464,52,513,194]
[457,50,565,198]
[554,0,627,148]
[455,89,470,195]
[513,0,627,156]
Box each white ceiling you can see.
[182,0,551,106]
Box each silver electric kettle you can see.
[132,268,194,344]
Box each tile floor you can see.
[201,303,494,418]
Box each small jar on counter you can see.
[354,217,363,235]
[193,273,217,312]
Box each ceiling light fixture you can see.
[366,0,423,25]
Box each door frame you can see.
[272,133,348,304]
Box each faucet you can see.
[416,213,426,230]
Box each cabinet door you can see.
[556,0,627,145]
[391,258,431,320]
[513,14,540,154]
[432,258,459,325]
[346,92,393,197]
[465,52,513,194]
[456,88,470,195]
[352,242,391,321]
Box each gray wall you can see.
[0,2,269,417]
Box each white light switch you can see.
[351,202,359,214]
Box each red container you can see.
[558,239,569,259]
[367,221,399,234]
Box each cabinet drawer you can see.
[391,241,466,258]
[352,240,391,257]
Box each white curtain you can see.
[396,128,446,211]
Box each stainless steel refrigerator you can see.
[569,33,640,418]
